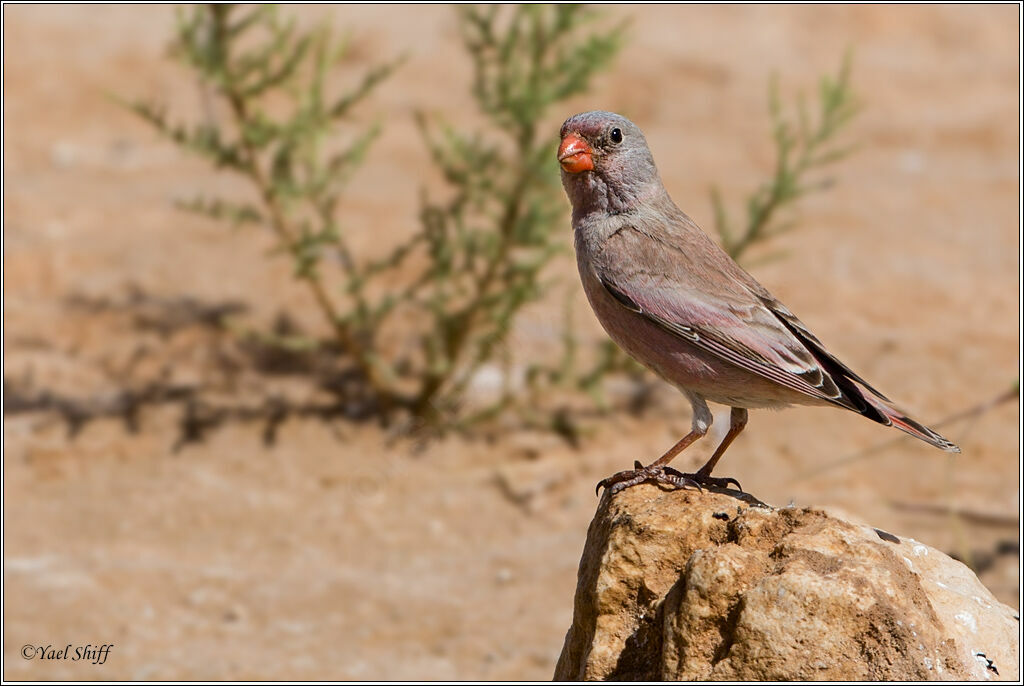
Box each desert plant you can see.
[125,4,625,432]
[123,4,862,441]
[712,52,860,262]
[409,5,626,426]
[125,5,404,408]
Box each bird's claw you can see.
[692,473,742,492]
[596,465,742,496]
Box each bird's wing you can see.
[593,221,868,411]
[757,295,891,402]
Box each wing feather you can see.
[598,272,861,411]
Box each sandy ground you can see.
[3,5,1020,680]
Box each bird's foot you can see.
[596,461,698,496]
[596,461,742,496]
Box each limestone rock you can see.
[554,485,1018,681]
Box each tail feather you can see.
[762,296,961,453]
[855,381,960,453]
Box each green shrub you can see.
[125,4,625,432]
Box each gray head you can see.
[558,111,665,220]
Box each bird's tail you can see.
[853,380,960,453]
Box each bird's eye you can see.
[609,127,623,144]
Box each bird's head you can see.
[558,111,663,218]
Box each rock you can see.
[554,485,1018,681]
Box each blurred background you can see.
[3,4,1019,680]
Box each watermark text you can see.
[21,643,113,665]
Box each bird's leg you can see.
[650,429,705,467]
[597,396,713,495]
[597,403,747,496]
[686,407,747,491]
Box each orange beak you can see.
[558,133,594,173]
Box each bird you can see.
[557,110,959,496]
